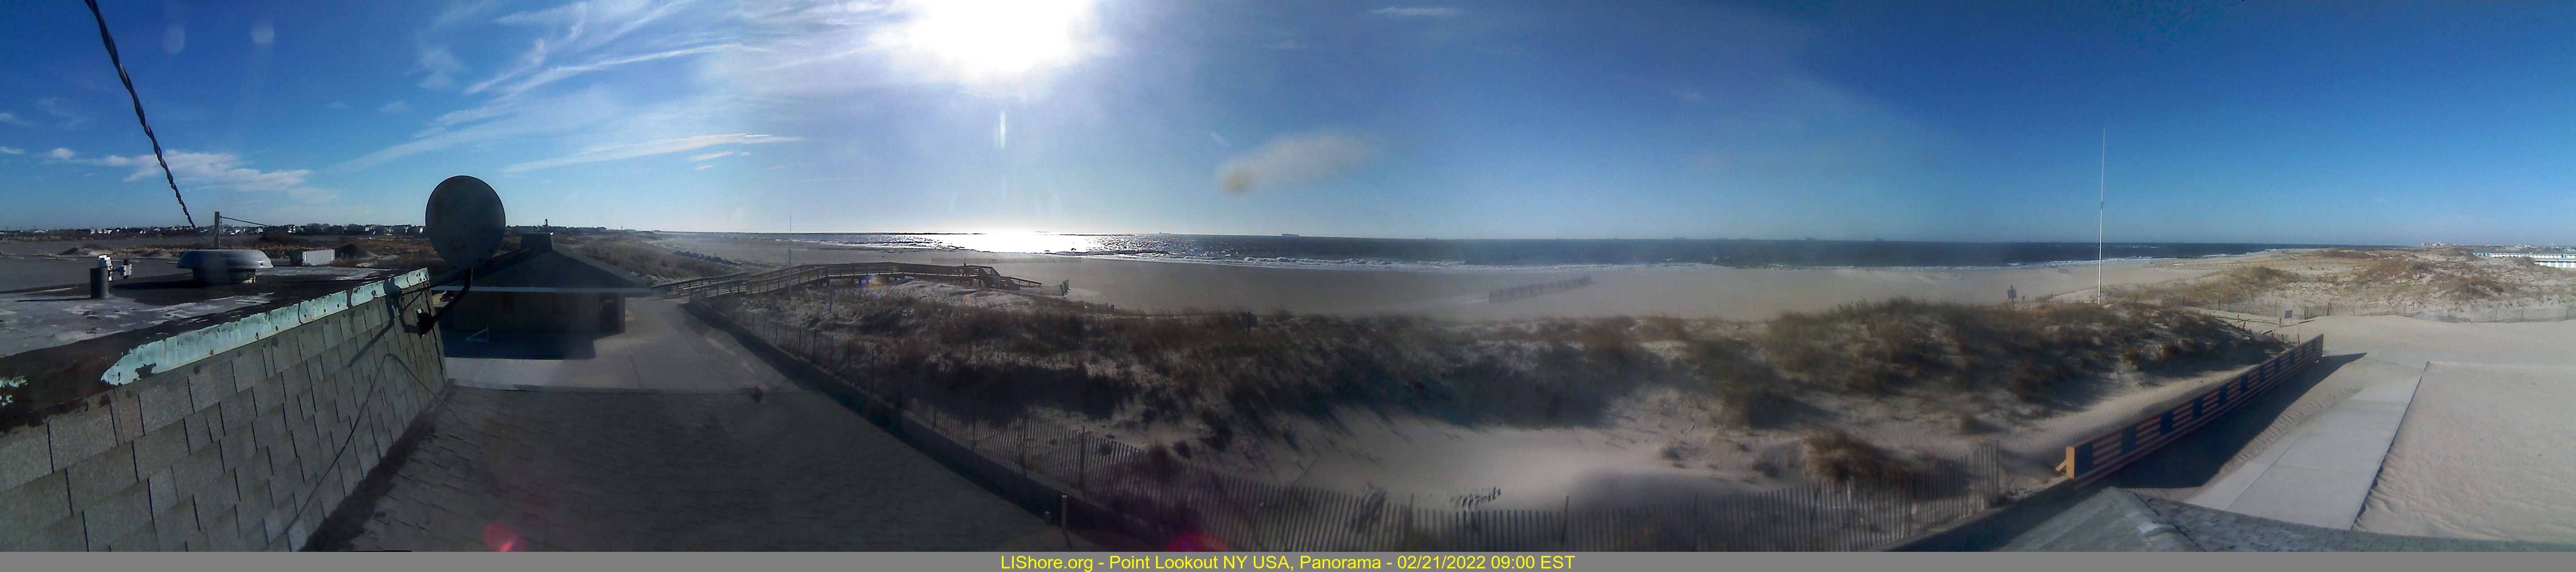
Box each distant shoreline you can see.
[686,231,2369,274]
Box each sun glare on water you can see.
[887,0,1105,83]
[939,231,1104,254]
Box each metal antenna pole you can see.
[2097,128,2106,304]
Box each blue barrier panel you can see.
[2060,336,2324,485]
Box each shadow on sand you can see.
[2097,352,2366,491]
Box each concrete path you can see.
[2184,369,2422,529]
[2140,491,2575,551]
[315,297,1100,550]
[315,388,1087,550]
[444,298,792,393]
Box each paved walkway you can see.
[2142,492,2575,551]
[2183,370,2421,529]
[2001,488,2576,551]
[318,388,1081,550]
[315,297,1092,550]
[444,298,792,392]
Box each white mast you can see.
[2097,128,2106,304]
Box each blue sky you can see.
[4,1,2574,245]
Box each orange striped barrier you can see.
[2056,336,2325,485]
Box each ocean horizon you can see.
[719,232,2372,271]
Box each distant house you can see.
[433,233,653,335]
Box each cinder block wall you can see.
[0,291,446,551]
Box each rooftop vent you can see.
[176,249,275,284]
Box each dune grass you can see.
[555,235,749,283]
[1800,429,1930,492]
[709,282,2281,447]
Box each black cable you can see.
[81,0,194,228]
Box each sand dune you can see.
[663,235,2576,544]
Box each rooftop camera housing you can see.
[176,249,276,285]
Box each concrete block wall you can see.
[0,291,445,550]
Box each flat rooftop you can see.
[1,266,423,429]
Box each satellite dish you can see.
[425,175,506,268]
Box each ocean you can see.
[789,232,2363,271]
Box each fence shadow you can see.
[2099,352,2365,490]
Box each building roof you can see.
[431,247,653,294]
[2,267,426,430]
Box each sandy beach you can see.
[669,233,2576,544]
[656,233,2211,321]
[2145,314,2576,542]
[673,234,2300,511]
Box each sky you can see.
[3,0,2574,245]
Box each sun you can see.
[887,0,1105,84]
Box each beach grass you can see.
[707,281,2282,443]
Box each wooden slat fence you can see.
[1489,276,1595,303]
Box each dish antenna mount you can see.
[427,175,507,268]
[415,175,507,331]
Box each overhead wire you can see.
[80,0,195,228]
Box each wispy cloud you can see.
[0,146,23,155]
[0,112,33,127]
[1365,6,1464,18]
[416,42,470,90]
[503,133,798,173]
[34,98,86,129]
[431,0,504,29]
[337,87,624,172]
[1217,128,1382,196]
[47,148,332,200]
[686,151,735,161]
[379,101,413,114]
[467,43,739,97]
[459,0,729,97]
